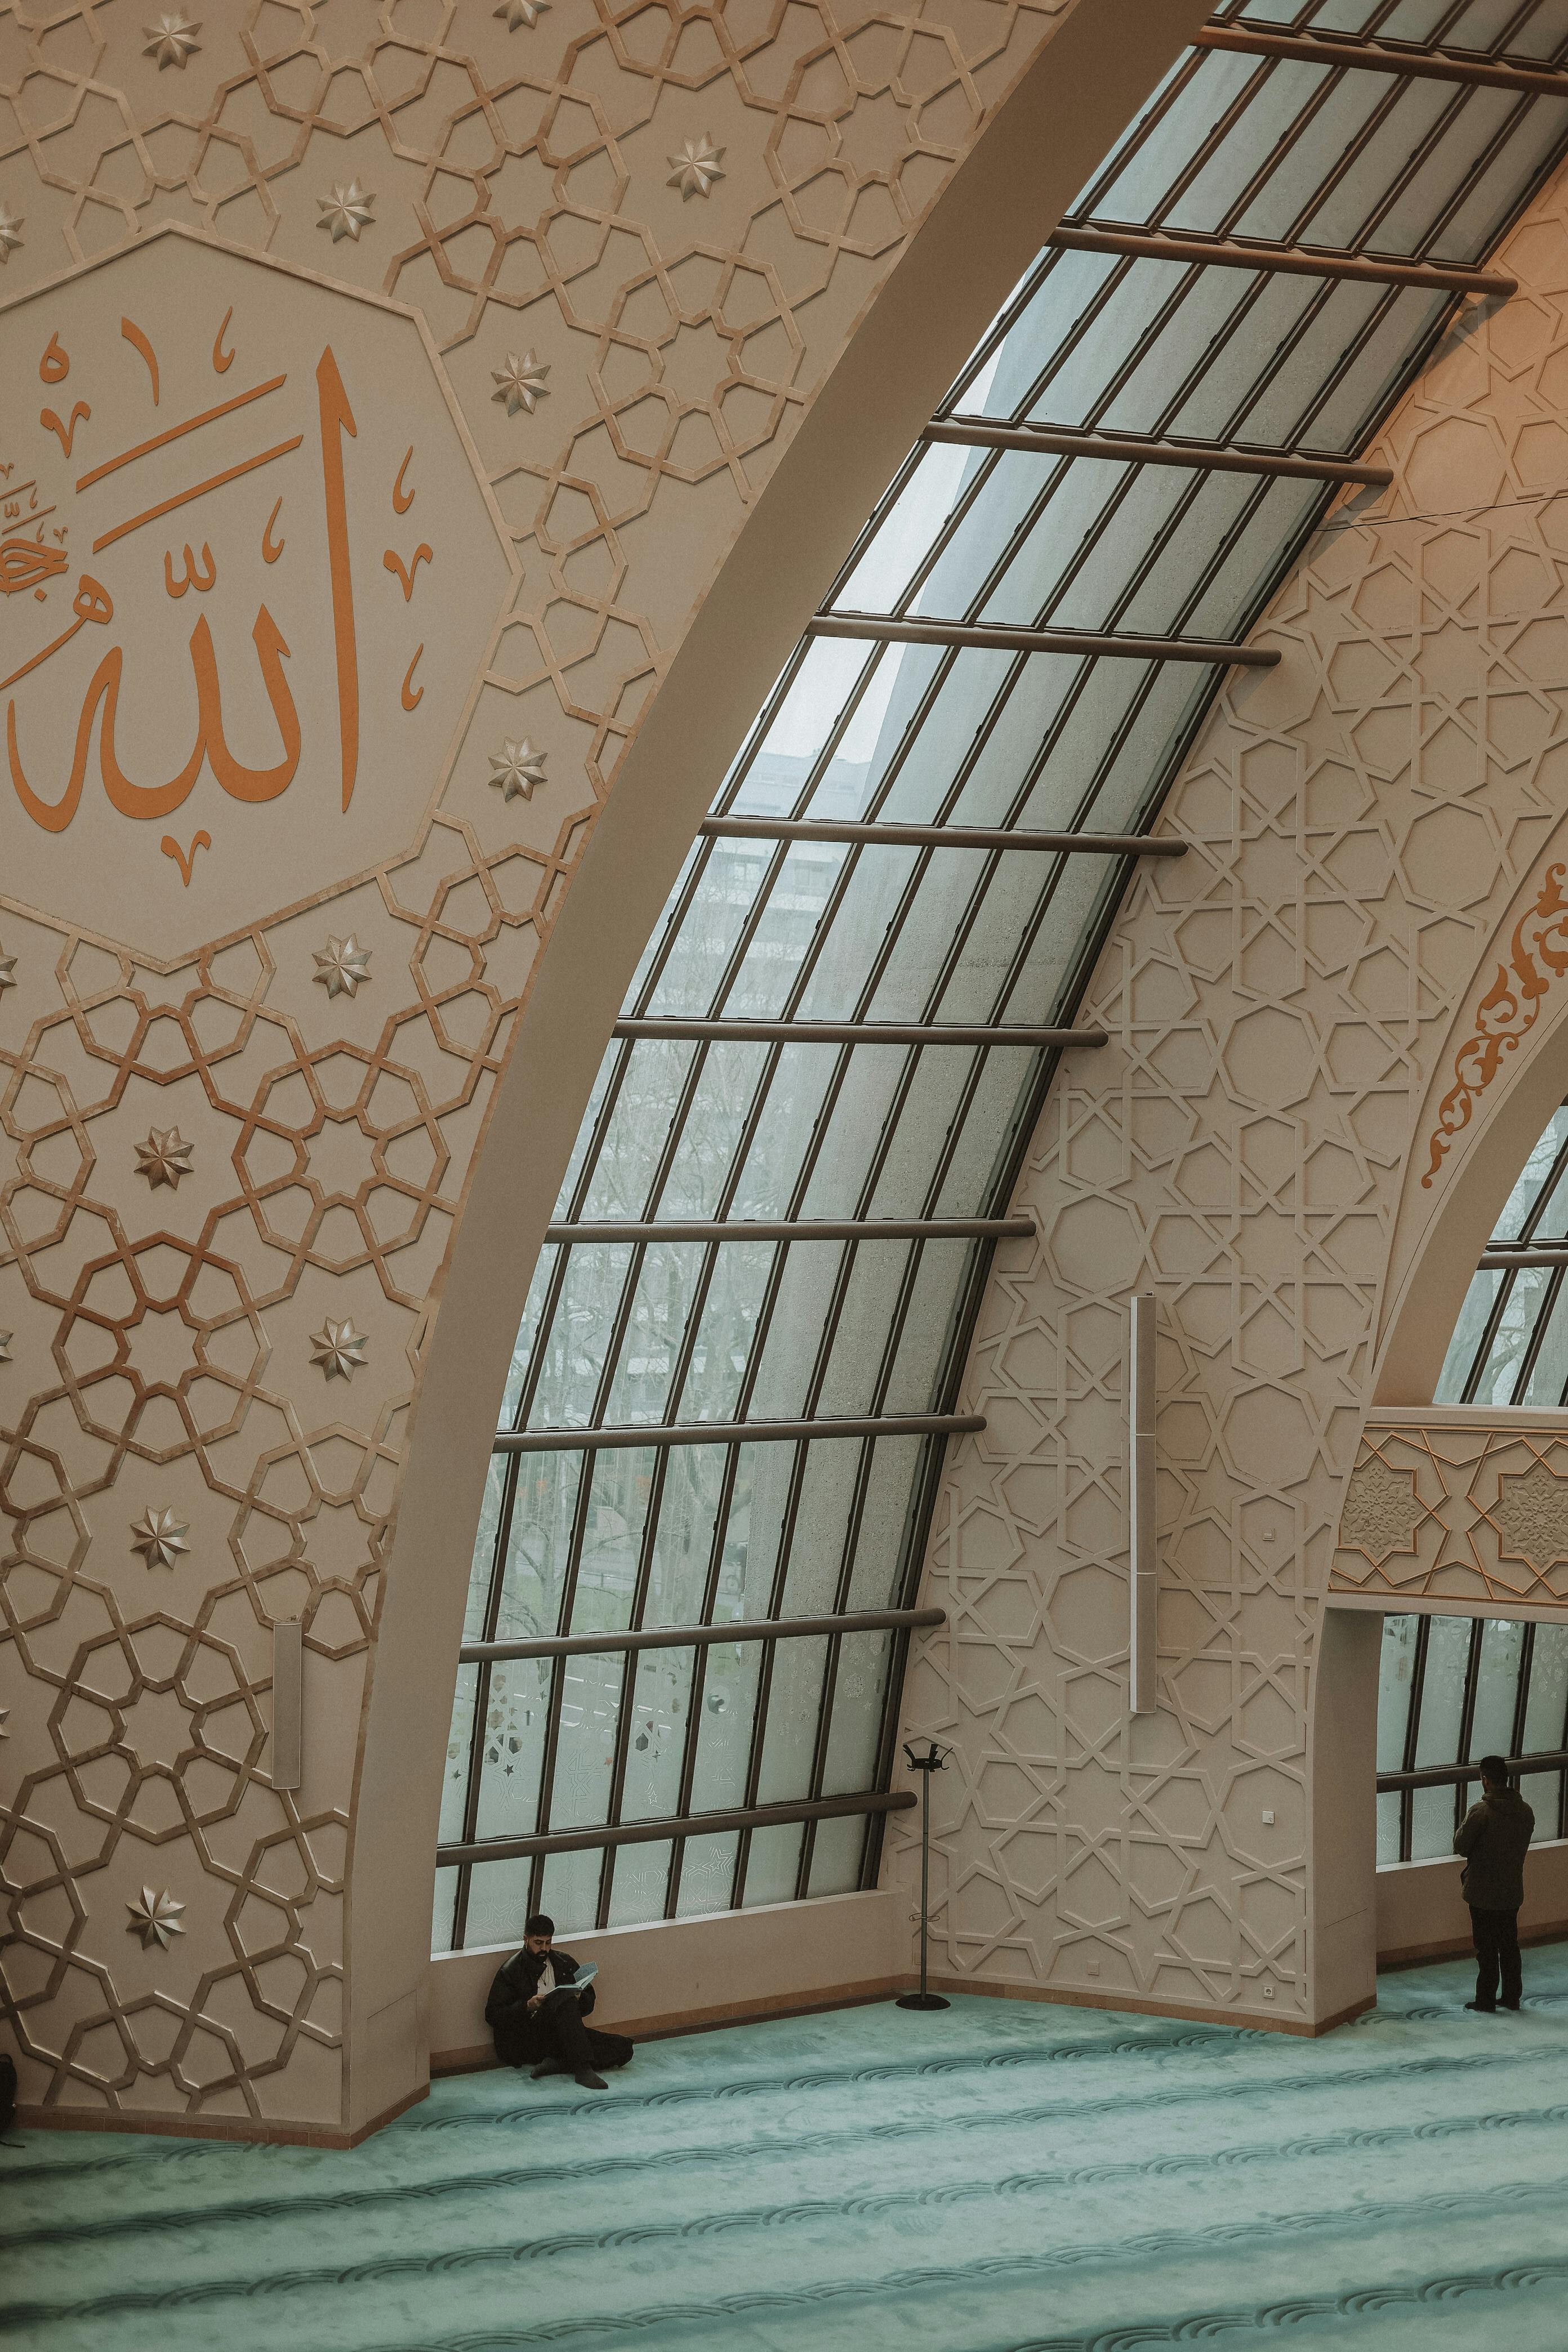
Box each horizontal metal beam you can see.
[811,609,1278,670]
[1378,1748,1568,1793]
[1479,1248,1568,1269]
[494,1410,987,1455]
[1050,221,1516,299]
[461,1603,947,1665]
[925,415,1392,488]
[613,1018,1108,1048]
[702,814,1188,856]
[438,1787,916,1867]
[1195,22,1568,99]
[545,1216,1036,1243]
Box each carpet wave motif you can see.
[7,1953,1568,2351]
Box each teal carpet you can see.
[8,1950,1568,2351]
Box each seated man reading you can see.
[485,1912,634,2091]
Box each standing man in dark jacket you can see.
[485,1913,634,2089]
[1454,1757,1534,2012]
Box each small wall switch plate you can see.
[1262,1808,1275,1824]
[1262,1984,1275,1999]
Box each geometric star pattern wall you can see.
[0,0,1078,2130]
[897,173,1568,2026]
[1333,1416,1568,1611]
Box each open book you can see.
[554,1963,598,1998]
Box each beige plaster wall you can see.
[0,0,1213,2137]
[427,1883,903,2064]
[894,162,1568,2029]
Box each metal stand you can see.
[897,1738,950,2012]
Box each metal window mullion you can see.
[1000,225,1213,439]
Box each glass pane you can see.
[677,1831,740,1917]
[1435,1269,1501,1403]
[1409,1780,1459,1862]
[493,1452,585,1643]
[1376,1790,1404,1867]
[1522,1623,1568,1753]
[569,1450,658,1636]
[755,1636,829,1803]
[1412,1615,1474,1767]
[431,1865,459,1956]
[620,1648,694,1823]
[688,1641,763,1813]
[473,1656,551,1844]
[463,1855,534,1953]
[742,1821,805,1906]
[607,1838,673,1927]
[538,1847,602,1938]
[807,1812,867,1897]
[546,1652,625,1831]
[1376,1614,1419,1771]
[1469,1619,1526,1761]
[442,1662,479,1842]
[1520,1770,1561,1843]
[821,1631,894,1795]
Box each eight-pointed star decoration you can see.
[130,1506,191,1573]
[142,13,200,66]
[667,136,725,199]
[310,1318,369,1380]
[313,934,373,999]
[495,0,549,23]
[492,351,550,416]
[0,205,21,264]
[135,1126,195,1190]
[127,1887,186,1950]
[488,737,548,801]
[317,180,376,244]
[0,942,14,991]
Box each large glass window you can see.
[1375,1611,1568,1863]
[437,7,1568,1953]
[1438,1099,1568,1404]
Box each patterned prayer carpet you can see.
[7,1946,1568,2352]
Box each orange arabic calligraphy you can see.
[122,318,159,404]
[392,448,415,514]
[40,333,69,385]
[162,831,212,886]
[7,598,300,829]
[213,306,235,375]
[164,542,216,598]
[261,497,284,563]
[400,644,424,711]
[382,542,432,600]
[41,403,91,457]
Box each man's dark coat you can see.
[485,1945,634,2073]
[1454,1788,1534,1909]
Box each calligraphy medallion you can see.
[0,228,514,959]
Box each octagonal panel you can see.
[1,228,514,960]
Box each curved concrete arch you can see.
[346,1,1209,2134]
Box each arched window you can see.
[437,10,1568,1953]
